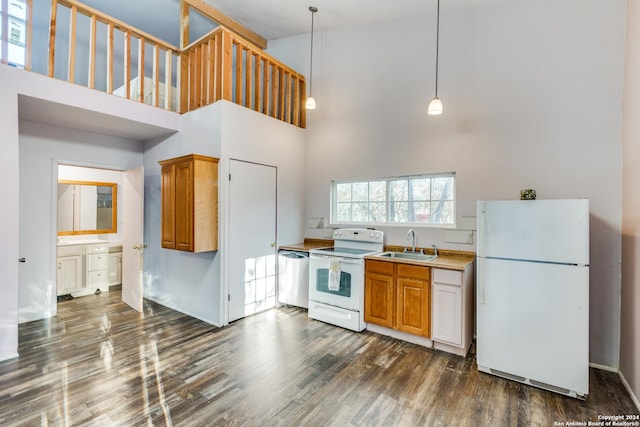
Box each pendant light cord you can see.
[309,7,316,96]
[434,0,440,97]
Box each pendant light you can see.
[305,6,318,110]
[428,0,443,115]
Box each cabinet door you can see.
[57,255,82,295]
[365,272,395,328]
[174,160,194,251]
[432,283,462,345]
[161,163,176,249]
[108,253,122,285]
[396,277,430,337]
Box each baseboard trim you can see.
[0,352,19,363]
[618,370,640,413]
[143,296,222,328]
[589,362,618,373]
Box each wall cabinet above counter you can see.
[159,154,219,253]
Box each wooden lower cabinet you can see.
[365,260,431,338]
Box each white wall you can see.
[621,0,640,408]
[268,0,626,368]
[142,102,223,325]
[142,100,306,326]
[0,64,177,361]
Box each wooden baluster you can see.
[179,52,188,113]
[207,39,215,104]
[48,0,58,77]
[278,67,285,120]
[221,31,232,101]
[124,31,131,99]
[164,49,173,110]
[88,14,96,89]
[245,50,253,110]
[255,55,262,114]
[138,37,145,103]
[106,22,114,93]
[153,45,160,108]
[269,63,278,117]
[299,78,306,128]
[67,5,77,83]
[235,42,242,105]
[263,61,270,115]
[284,72,291,124]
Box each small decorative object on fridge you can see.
[520,188,536,200]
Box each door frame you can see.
[49,160,143,310]
[220,156,278,326]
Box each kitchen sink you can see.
[375,252,438,262]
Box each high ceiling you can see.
[79,0,505,44]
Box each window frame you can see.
[330,172,456,228]
[0,0,27,68]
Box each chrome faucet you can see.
[432,244,438,257]
[406,229,416,253]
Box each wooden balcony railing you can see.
[48,0,180,111]
[181,27,307,128]
[42,0,306,127]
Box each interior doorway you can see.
[227,159,277,323]
[17,162,144,324]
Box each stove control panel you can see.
[332,228,384,244]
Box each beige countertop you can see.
[278,238,334,252]
[365,246,475,271]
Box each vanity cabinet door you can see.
[57,255,82,295]
[108,252,122,286]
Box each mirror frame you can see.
[57,180,118,236]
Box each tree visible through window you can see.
[333,173,455,226]
[0,0,27,68]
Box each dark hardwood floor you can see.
[0,288,637,426]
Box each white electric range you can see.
[308,228,384,331]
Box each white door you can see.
[478,199,589,264]
[228,160,277,322]
[476,257,589,394]
[122,166,145,312]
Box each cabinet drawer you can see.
[397,264,430,280]
[88,270,108,286]
[88,253,109,271]
[87,244,109,254]
[57,245,83,257]
[366,259,394,275]
[433,268,462,286]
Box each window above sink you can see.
[331,172,455,228]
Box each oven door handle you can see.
[309,254,363,264]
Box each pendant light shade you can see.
[305,96,316,110]
[428,96,443,115]
[428,0,443,115]
[306,6,318,110]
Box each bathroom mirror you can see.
[57,180,117,235]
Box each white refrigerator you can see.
[476,199,589,399]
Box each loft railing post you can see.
[221,30,232,101]
[48,0,58,77]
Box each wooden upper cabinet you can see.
[159,154,219,253]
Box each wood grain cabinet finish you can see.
[364,260,431,338]
[159,154,219,253]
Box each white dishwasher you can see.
[277,250,309,308]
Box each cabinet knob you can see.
[19,258,26,263]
